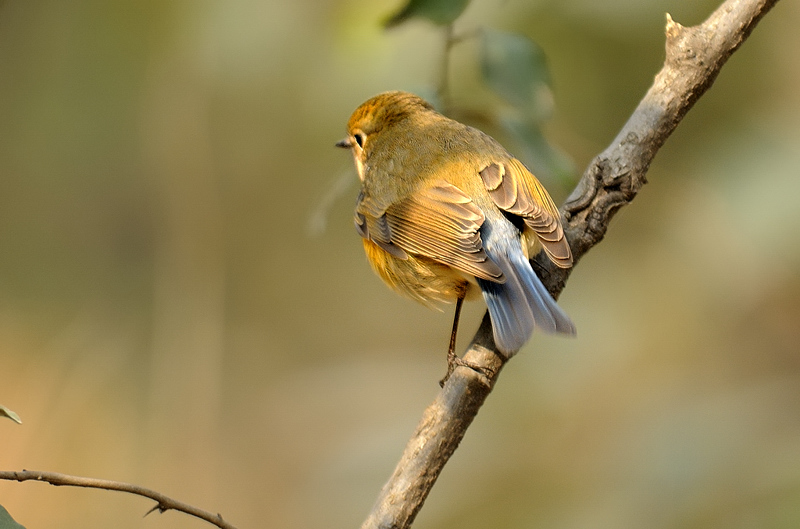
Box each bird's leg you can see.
[445,294,464,375]
[439,294,494,387]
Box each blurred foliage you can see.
[385,0,472,27]
[479,28,550,113]
[0,406,22,424]
[0,506,25,529]
[478,27,575,182]
[1,1,799,529]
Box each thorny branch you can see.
[0,470,237,529]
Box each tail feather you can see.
[478,220,575,357]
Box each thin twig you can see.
[437,26,482,113]
[361,0,781,527]
[0,470,237,529]
[437,23,455,111]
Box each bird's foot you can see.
[439,350,495,387]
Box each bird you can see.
[336,91,574,380]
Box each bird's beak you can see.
[335,138,352,149]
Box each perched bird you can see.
[336,91,574,376]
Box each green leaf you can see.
[384,0,471,28]
[481,29,551,115]
[0,505,26,529]
[499,115,575,187]
[0,405,21,424]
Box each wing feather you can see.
[479,160,572,268]
[354,182,504,281]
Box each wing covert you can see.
[354,182,504,281]
[480,159,572,268]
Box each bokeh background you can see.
[2,1,799,528]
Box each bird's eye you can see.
[354,132,366,148]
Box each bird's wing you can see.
[355,182,504,282]
[479,159,572,268]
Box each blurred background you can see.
[1,0,799,528]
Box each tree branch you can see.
[0,470,237,529]
[361,0,780,527]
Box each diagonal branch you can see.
[361,0,780,528]
[0,470,237,529]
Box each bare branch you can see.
[0,470,237,529]
[361,0,780,527]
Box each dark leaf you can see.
[384,0,471,28]
[0,505,26,529]
[481,29,551,115]
[500,116,575,188]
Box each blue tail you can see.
[477,218,575,357]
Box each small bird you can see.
[337,91,574,378]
